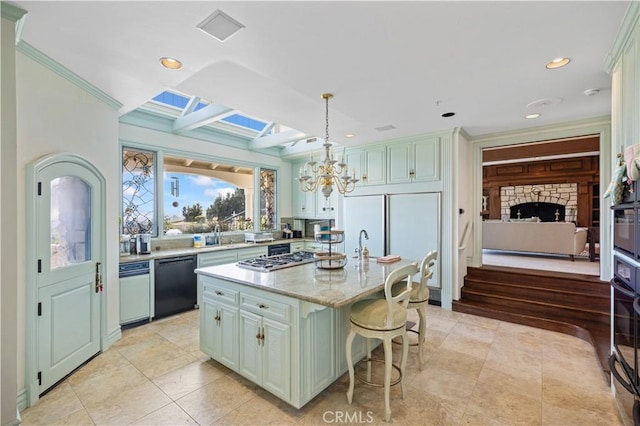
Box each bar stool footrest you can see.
[354,357,402,387]
[392,328,422,347]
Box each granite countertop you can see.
[119,238,312,263]
[195,258,417,308]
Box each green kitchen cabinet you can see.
[200,281,239,371]
[387,136,440,184]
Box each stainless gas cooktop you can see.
[237,251,315,272]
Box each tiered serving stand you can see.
[313,230,348,269]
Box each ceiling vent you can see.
[526,97,563,109]
[197,9,245,42]
[375,125,396,132]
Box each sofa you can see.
[482,221,588,261]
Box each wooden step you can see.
[461,281,609,311]
[460,289,609,325]
[456,265,611,376]
[466,265,609,294]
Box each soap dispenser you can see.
[362,246,369,261]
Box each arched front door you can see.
[27,154,104,399]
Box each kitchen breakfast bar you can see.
[195,258,416,409]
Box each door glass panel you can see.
[50,176,91,269]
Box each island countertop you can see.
[195,258,416,308]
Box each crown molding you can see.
[469,116,610,147]
[16,40,122,111]
[1,2,27,22]
[604,1,640,74]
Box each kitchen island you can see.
[195,258,416,409]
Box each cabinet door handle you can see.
[260,326,265,346]
[256,327,262,344]
[215,291,223,296]
[257,303,269,309]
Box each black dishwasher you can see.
[154,255,197,319]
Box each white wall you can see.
[15,52,120,395]
[1,6,23,425]
[455,131,472,300]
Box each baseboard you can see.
[105,326,122,349]
[15,387,27,413]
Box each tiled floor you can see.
[20,306,622,425]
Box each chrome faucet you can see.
[358,229,369,260]
[214,224,222,245]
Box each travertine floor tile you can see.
[20,383,86,426]
[83,381,171,425]
[131,403,198,425]
[153,359,227,400]
[175,375,260,425]
[461,379,542,425]
[438,331,492,360]
[19,307,624,426]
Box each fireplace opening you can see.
[510,202,566,222]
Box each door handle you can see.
[95,262,103,293]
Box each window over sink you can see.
[121,147,277,237]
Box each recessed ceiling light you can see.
[345,133,356,138]
[525,113,541,119]
[159,57,182,70]
[197,9,245,42]
[546,57,571,69]
[441,112,455,118]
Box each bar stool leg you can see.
[417,306,426,370]
[346,330,356,404]
[383,337,393,422]
[400,332,409,399]
[366,337,372,382]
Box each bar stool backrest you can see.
[383,263,419,329]
[416,250,438,301]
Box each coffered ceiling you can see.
[11,1,631,153]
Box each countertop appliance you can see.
[118,261,150,326]
[134,234,152,254]
[244,232,274,243]
[154,255,197,319]
[343,193,441,289]
[237,251,314,272]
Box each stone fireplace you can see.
[501,183,578,222]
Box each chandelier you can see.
[297,93,359,199]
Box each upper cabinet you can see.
[387,136,440,184]
[345,146,386,186]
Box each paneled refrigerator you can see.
[342,193,440,290]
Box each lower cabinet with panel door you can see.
[200,281,239,370]
[239,309,291,401]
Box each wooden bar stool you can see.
[392,250,437,370]
[345,262,419,422]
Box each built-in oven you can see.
[613,205,637,259]
[610,254,640,421]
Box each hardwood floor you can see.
[482,249,599,276]
[454,264,610,375]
